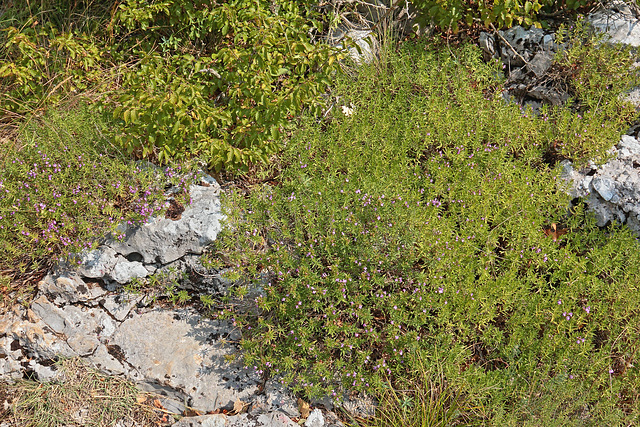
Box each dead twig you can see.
[490,23,530,67]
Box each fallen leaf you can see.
[136,394,147,404]
[297,397,310,418]
[543,223,568,241]
[233,398,247,414]
[153,399,164,409]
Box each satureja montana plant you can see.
[0,105,196,292]
[207,35,640,424]
[546,18,640,164]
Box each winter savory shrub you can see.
[208,39,640,423]
[0,105,194,286]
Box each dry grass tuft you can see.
[0,357,173,426]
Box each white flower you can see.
[341,103,355,116]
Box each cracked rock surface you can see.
[588,0,640,47]
[0,271,346,425]
[0,173,345,426]
[561,134,640,233]
[1,272,261,411]
[77,175,225,285]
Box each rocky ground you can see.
[2,2,640,426]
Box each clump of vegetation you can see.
[359,352,481,426]
[108,0,344,171]
[0,105,195,295]
[0,1,113,123]
[546,19,640,163]
[411,0,598,32]
[1,357,170,426]
[124,267,193,307]
[2,0,640,424]
[208,36,640,424]
[0,0,344,171]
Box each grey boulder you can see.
[74,177,224,286]
[107,183,224,265]
[561,134,640,232]
[588,0,640,47]
[328,26,378,64]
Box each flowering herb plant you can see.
[209,39,640,423]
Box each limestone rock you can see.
[171,415,229,427]
[108,309,258,412]
[31,295,116,356]
[0,327,26,381]
[99,293,143,321]
[305,408,325,427]
[328,26,378,64]
[78,246,118,278]
[588,0,640,47]
[86,343,126,376]
[38,272,107,305]
[155,254,232,297]
[496,25,546,67]
[623,86,640,111]
[249,378,300,418]
[479,25,567,111]
[106,183,224,266]
[8,313,76,362]
[561,134,640,232]
[72,175,225,288]
[341,393,376,419]
[109,256,149,284]
[619,134,640,157]
[592,176,617,201]
[170,412,300,427]
[479,32,496,58]
[527,50,554,78]
[27,359,61,382]
[257,411,299,427]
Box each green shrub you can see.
[0,0,115,120]
[108,0,343,171]
[547,19,640,163]
[1,0,343,172]
[0,25,106,118]
[209,39,640,423]
[410,0,595,31]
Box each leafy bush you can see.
[410,0,595,31]
[0,24,105,119]
[108,0,343,170]
[209,39,640,423]
[1,0,343,172]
